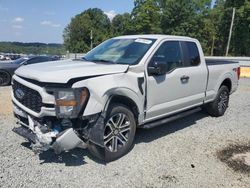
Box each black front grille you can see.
[13,80,42,113]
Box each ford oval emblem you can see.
[15,89,25,100]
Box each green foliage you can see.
[160,0,196,35]
[131,0,162,34]
[235,1,250,55]
[215,0,250,56]
[64,0,250,56]
[112,13,133,36]
[158,0,215,54]
[0,42,65,55]
[63,8,111,53]
[229,0,250,56]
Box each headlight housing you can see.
[54,88,89,118]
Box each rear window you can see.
[182,42,200,66]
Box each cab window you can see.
[181,42,200,66]
[150,41,183,73]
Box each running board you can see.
[141,107,202,129]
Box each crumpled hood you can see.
[15,59,129,83]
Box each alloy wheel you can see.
[104,113,131,152]
[218,90,228,112]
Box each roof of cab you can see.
[114,34,194,40]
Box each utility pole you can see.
[90,30,93,50]
[226,8,236,56]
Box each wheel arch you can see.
[104,95,140,125]
[220,78,232,92]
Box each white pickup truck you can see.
[12,35,240,162]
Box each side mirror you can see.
[148,61,168,76]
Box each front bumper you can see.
[13,105,87,153]
[13,103,106,154]
[12,75,106,154]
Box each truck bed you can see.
[204,58,239,103]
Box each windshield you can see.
[12,57,28,64]
[83,38,156,65]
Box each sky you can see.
[0,0,216,44]
[0,0,134,43]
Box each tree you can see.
[160,0,196,35]
[63,0,249,56]
[0,42,65,55]
[131,0,162,34]
[159,0,213,54]
[235,1,250,56]
[216,0,250,56]
[205,0,225,55]
[229,0,250,56]
[111,13,133,36]
[63,8,111,53]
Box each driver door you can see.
[145,41,194,122]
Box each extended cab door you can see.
[145,40,208,122]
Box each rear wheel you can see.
[205,85,229,117]
[88,104,136,162]
[0,70,11,86]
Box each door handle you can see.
[180,75,190,82]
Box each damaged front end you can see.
[12,104,105,154]
[12,82,107,155]
[13,114,87,154]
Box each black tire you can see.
[205,85,230,117]
[0,70,11,86]
[88,103,136,162]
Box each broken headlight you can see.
[54,88,89,118]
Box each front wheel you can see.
[205,85,230,117]
[88,104,136,162]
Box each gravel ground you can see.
[0,79,250,188]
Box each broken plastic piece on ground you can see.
[31,142,50,154]
[31,126,58,153]
[52,128,85,154]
